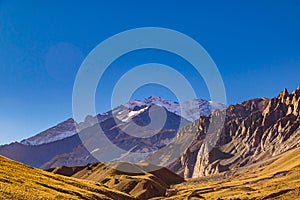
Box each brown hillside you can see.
[47,162,184,200]
[0,155,135,200]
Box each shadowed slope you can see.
[47,162,184,200]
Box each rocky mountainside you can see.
[165,145,300,199]
[41,105,190,168]
[168,86,300,178]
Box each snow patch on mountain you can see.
[20,114,113,146]
[20,118,78,146]
[123,96,226,122]
[119,106,149,122]
[21,130,77,146]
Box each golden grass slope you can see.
[0,155,135,200]
[156,146,300,199]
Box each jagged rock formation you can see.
[166,146,300,199]
[170,86,300,178]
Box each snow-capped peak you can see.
[123,96,226,122]
[20,96,226,146]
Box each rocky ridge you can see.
[169,86,300,178]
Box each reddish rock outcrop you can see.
[170,86,300,178]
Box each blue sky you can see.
[0,0,300,144]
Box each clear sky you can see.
[0,0,299,144]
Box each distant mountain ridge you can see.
[20,96,225,146]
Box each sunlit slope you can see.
[159,146,300,199]
[0,155,135,200]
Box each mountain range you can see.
[0,96,225,168]
[0,86,299,199]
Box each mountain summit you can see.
[124,96,226,122]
